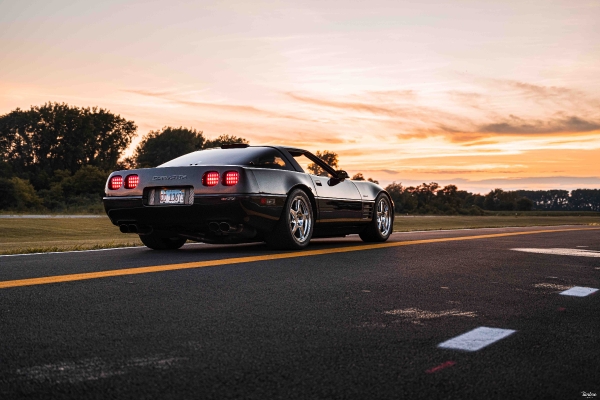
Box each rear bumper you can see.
[103,194,285,235]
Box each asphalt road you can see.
[1,226,599,399]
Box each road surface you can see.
[1,226,599,399]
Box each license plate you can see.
[160,189,186,204]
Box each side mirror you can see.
[336,170,349,180]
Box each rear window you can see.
[158,147,293,170]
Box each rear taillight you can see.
[202,171,219,186]
[109,175,123,190]
[223,171,239,186]
[124,174,139,189]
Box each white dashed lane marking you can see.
[438,327,516,352]
[511,248,600,257]
[559,287,599,297]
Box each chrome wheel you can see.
[376,197,392,236]
[289,195,312,244]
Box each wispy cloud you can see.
[287,78,600,145]
[125,89,308,121]
[286,92,472,128]
[478,115,600,134]
[126,89,268,113]
[481,78,600,111]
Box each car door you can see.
[309,175,363,222]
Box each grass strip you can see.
[0,214,598,255]
[0,241,143,256]
[0,218,143,255]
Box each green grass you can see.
[0,218,143,255]
[0,213,598,255]
[481,210,600,217]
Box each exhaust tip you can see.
[209,222,220,232]
[119,225,129,233]
[128,224,138,233]
[219,222,231,232]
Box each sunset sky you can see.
[1,0,599,193]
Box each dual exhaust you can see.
[209,222,241,234]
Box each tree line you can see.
[1,102,599,213]
[384,184,600,214]
[0,103,246,211]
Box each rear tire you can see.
[359,193,393,242]
[139,233,186,250]
[265,189,314,249]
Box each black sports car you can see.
[103,144,394,250]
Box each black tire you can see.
[139,233,187,250]
[359,193,393,242]
[265,189,314,249]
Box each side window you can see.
[248,151,290,170]
[292,153,332,177]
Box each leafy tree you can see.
[516,190,569,210]
[412,182,439,211]
[61,166,108,197]
[384,182,418,213]
[133,130,249,168]
[36,166,108,210]
[38,183,67,211]
[308,150,339,176]
[204,134,249,149]
[0,178,17,209]
[570,189,600,211]
[516,197,534,211]
[435,185,461,214]
[134,127,205,168]
[0,103,136,184]
[0,161,13,179]
[10,177,43,210]
[483,188,519,211]
[386,182,405,212]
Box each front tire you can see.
[265,189,314,249]
[139,233,187,250]
[359,193,393,242]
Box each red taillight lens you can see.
[109,175,123,190]
[223,171,239,186]
[124,174,139,189]
[202,171,219,186]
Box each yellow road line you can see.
[1,227,598,289]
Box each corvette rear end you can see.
[104,164,284,246]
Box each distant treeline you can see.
[384,183,600,215]
[1,102,599,214]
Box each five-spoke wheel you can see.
[360,194,393,242]
[375,195,392,237]
[266,189,314,249]
[288,195,312,244]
